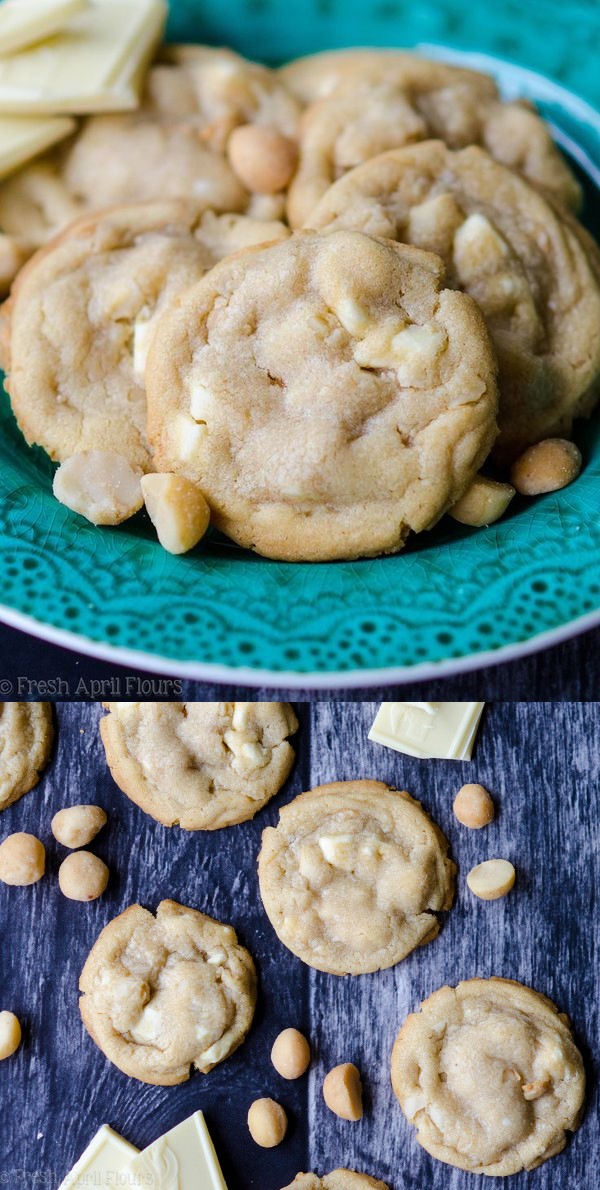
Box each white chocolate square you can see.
[120,1110,227,1189]
[369,702,485,760]
[0,113,75,179]
[0,0,86,56]
[58,1124,138,1189]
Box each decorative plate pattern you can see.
[1,2,599,684]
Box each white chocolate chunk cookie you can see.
[281,1173,388,1190]
[0,702,53,811]
[146,229,498,561]
[392,978,585,1175]
[79,900,257,1085]
[258,780,455,975]
[309,143,600,460]
[99,702,298,830]
[1,201,289,487]
[281,49,580,226]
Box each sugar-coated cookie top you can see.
[147,228,498,561]
[281,1173,389,1190]
[392,977,585,1175]
[258,780,455,975]
[79,900,257,1085]
[309,142,600,459]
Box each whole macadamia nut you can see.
[271,1028,311,1079]
[58,851,109,901]
[510,438,582,495]
[0,833,45,886]
[227,124,298,193]
[0,1011,22,1060]
[323,1062,363,1121]
[51,805,107,849]
[453,784,495,829]
[247,1098,288,1147]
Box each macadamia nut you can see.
[0,1011,21,1060]
[323,1062,363,1120]
[271,1028,311,1079]
[141,473,210,555]
[58,851,109,901]
[453,784,495,829]
[51,805,107,849]
[450,475,515,526]
[0,833,45,886]
[227,125,298,193]
[467,858,515,900]
[247,1098,288,1147]
[53,451,143,525]
[510,438,582,495]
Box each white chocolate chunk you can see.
[141,472,210,555]
[407,192,464,249]
[0,114,75,181]
[200,1034,234,1066]
[129,1003,162,1043]
[189,384,216,422]
[335,296,371,335]
[58,1125,138,1190]
[119,1111,226,1190]
[172,413,207,460]
[53,451,143,525]
[318,834,355,865]
[132,311,154,376]
[369,702,485,760]
[0,0,86,56]
[454,213,510,277]
[467,858,516,900]
[231,704,251,731]
[403,1090,427,1119]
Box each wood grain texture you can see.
[0,702,598,1190]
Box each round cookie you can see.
[0,702,53,811]
[308,143,600,460]
[2,201,289,475]
[79,900,257,1085]
[99,701,298,829]
[391,977,585,1175]
[281,50,580,226]
[281,1173,388,1190]
[146,228,498,561]
[258,780,456,975]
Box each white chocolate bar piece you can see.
[0,0,167,114]
[121,1111,228,1189]
[0,0,87,56]
[0,112,74,177]
[369,702,485,760]
[58,1124,138,1189]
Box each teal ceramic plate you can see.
[1,3,600,687]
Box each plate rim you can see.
[1,47,599,687]
[1,600,598,689]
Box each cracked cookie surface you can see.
[309,142,600,460]
[281,49,580,226]
[0,702,53,811]
[146,228,498,561]
[258,780,455,975]
[281,1173,388,1190]
[99,701,298,829]
[2,201,289,472]
[392,977,585,1175]
[79,900,257,1085]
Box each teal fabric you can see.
[0,1,599,681]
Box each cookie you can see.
[0,702,53,811]
[258,780,455,975]
[79,900,257,1085]
[99,701,298,829]
[146,228,498,561]
[2,200,289,476]
[281,50,580,226]
[309,142,600,460]
[391,977,585,1175]
[0,45,298,292]
[281,1173,388,1190]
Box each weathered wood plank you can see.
[0,702,598,1190]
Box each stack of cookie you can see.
[1,42,599,561]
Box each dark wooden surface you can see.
[1,702,598,1190]
[0,621,599,698]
